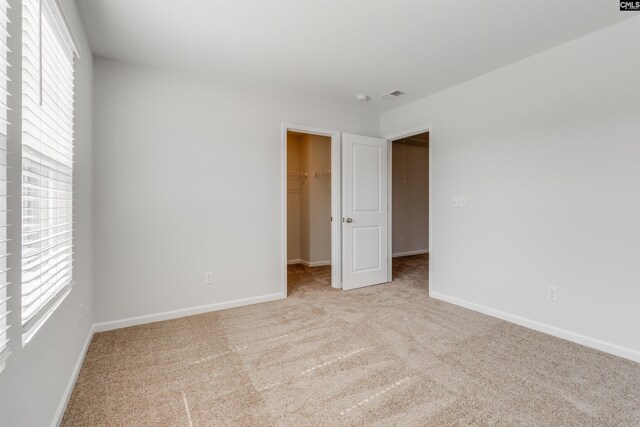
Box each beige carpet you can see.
[62,255,640,426]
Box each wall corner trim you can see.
[52,324,96,427]
[429,291,640,363]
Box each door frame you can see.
[281,122,342,297]
[382,124,432,284]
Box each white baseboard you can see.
[288,259,331,267]
[430,291,640,363]
[303,260,331,267]
[93,292,285,333]
[392,249,429,258]
[50,288,638,426]
[52,324,95,427]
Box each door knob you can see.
[346,218,353,223]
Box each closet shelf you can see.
[315,170,331,177]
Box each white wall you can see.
[93,57,379,325]
[392,142,429,255]
[381,17,640,361]
[0,0,94,425]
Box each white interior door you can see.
[342,133,388,290]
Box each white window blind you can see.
[0,0,10,372]
[22,0,75,342]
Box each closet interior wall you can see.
[392,134,429,256]
[287,132,331,267]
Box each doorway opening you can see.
[390,131,429,283]
[284,127,340,296]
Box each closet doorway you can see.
[282,124,341,296]
[390,131,429,281]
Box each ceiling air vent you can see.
[380,90,406,101]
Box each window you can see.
[22,0,76,343]
[0,0,9,371]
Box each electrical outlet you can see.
[452,194,467,208]
[205,271,214,285]
[546,285,558,302]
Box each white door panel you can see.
[342,133,388,290]
[353,226,381,271]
